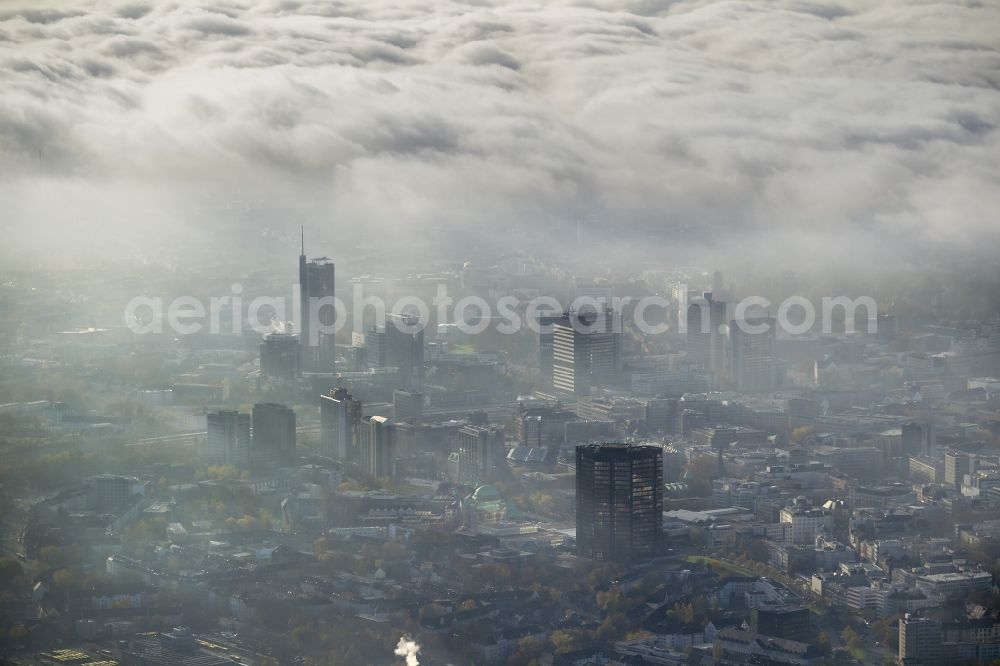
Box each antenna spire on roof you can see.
[300,226,305,256]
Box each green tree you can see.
[596,613,628,642]
[551,630,582,654]
[684,457,717,495]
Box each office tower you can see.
[944,450,973,487]
[687,292,726,373]
[729,316,776,391]
[537,313,564,389]
[366,314,425,391]
[552,314,589,398]
[551,310,622,399]
[576,443,663,561]
[299,232,336,373]
[899,615,942,665]
[320,388,362,461]
[458,424,505,486]
[260,332,301,380]
[393,389,423,425]
[364,323,386,367]
[387,314,425,391]
[251,403,296,467]
[902,421,936,458]
[515,404,577,447]
[645,397,679,435]
[365,416,396,479]
[877,313,898,343]
[587,310,623,383]
[206,410,251,466]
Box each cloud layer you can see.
[1,0,998,272]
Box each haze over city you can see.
[1,1,999,666]
[2,0,999,274]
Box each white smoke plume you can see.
[394,635,420,666]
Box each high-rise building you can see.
[645,398,679,435]
[537,312,565,390]
[393,389,424,425]
[899,615,942,665]
[945,450,973,487]
[206,410,251,466]
[251,403,296,467]
[458,424,505,486]
[365,416,396,479]
[366,314,425,391]
[364,326,386,368]
[551,310,622,399]
[299,231,336,373]
[902,421,936,458]
[687,292,726,374]
[320,388,362,461]
[711,269,724,297]
[260,332,300,380]
[877,313,898,344]
[729,316,776,391]
[576,443,663,561]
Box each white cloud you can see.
[0,0,998,271]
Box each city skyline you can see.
[1,1,1000,664]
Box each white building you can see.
[779,498,834,544]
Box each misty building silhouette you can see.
[365,313,425,392]
[729,316,777,392]
[365,415,397,479]
[251,402,296,467]
[206,410,250,466]
[687,291,726,376]
[260,332,301,380]
[320,387,364,462]
[299,232,336,373]
[457,424,505,487]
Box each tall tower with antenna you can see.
[298,228,336,373]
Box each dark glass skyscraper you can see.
[575,443,662,561]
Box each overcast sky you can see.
[1,0,998,273]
